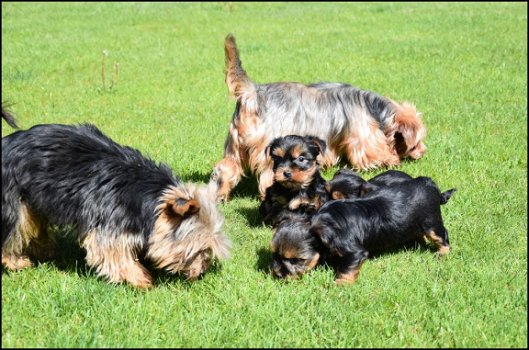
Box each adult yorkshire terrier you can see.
[2,116,231,288]
[311,177,456,285]
[259,135,329,227]
[211,33,427,202]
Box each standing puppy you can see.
[2,121,231,288]
[212,34,427,201]
[311,177,455,285]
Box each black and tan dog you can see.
[259,135,329,228]
[326,168,414,200]
[311,177,456,285]
[1,113,231,288]
[212,34,427,201]
[269,211,322,280]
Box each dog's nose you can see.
[283,171,292,179]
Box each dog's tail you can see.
[224,33,256,102]
[2,103,19,129]
[440,188,456,205]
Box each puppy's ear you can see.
[266,138,282,158]
[311,224,338,254]
[305,136,327,157]
[359,182,378,196]
[167,197,200,217]
[332,191,346,200]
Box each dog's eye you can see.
[297,156,306,162]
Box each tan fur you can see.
[82,229,153,288]
[336,260,365,285]
[2,203,49,270]
[425,230,450,256]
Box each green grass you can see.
[2,2,527,348]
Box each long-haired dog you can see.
[310,177,456,285]
[2,118,231,288]
[211,33,427,202]
[259,135,329,227]
[326,168,414,200]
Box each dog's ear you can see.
[266,138,282,158]
[331,191,346,200]
[311,223,339,254]
[359,182,378,196]
[305,136,327,157]
[167,197,200,217]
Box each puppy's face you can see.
[267,135,326,191]
[269,217,320,279]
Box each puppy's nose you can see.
[283,171,292,179]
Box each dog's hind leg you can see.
[82,230,153,288]
[2,202,47,270]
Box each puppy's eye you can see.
[297,156,306,162]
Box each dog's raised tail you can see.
[440,188,456,205]
[2,104,19,129]
[224,33,255,101]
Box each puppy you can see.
[310,177,456,285]
[269,212,322,280]
[2,120,231,288]
[211,33,427,201]
[326,169,413,200]
[259,135,329,227]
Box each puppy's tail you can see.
[440,188,456,205]
[2,103,19,129]
[224,33,256,102]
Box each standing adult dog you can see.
[211,34,427,201]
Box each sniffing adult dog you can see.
[2,119,231,288]
[310,177,456,285]
[211,34,427,201]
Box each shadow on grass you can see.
[255,247,272,275]
[178,170,213,184]
[234,203,265,228]
[230,174,260,199]
[5,226,227,288]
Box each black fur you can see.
[311,176,456,284]
[2,123,176,239]
[326,169,414,200]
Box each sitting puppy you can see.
[310,177,456,285]
[326,169,413,200]
[2,119,231,288]
[259,135,329,227]
[269,212,323,280]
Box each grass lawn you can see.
[1,2,527,348]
